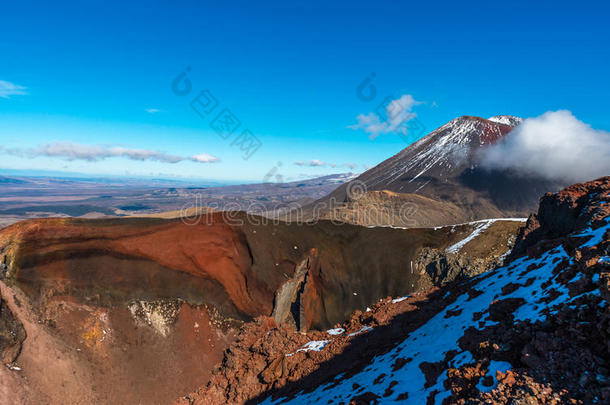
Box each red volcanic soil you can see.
[2,215,262,316]
[0,211,523,403]
[0,279,237,404]
[176,177,610,405]
[0,215,256,403]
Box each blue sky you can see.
[1,0,609,183]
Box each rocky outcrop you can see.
[512,176,610,258]
[176,177,610,405]
[415,219,522,288]
[176,292,445,405]
[0,294,25,364]
[271,251,315,331]
[416,247,501,286]
[0,211,525,403]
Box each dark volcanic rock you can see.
[512,176,610,258]
[176,177,610,405]
[0,294,26,363]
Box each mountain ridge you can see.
[303,115,565,228]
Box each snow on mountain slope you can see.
[445,219,495,253]
[262,247,577,404]
[178,177,610,405]
[488,115,523,127]
[311,115,564,228]
[361,116,516,190]
[257,177,610,405]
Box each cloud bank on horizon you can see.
[481,110,610,183]
[1,142,219,164]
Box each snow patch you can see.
[348,326,373,337]
[574,218,610,248]
[297,340,331,353]
[446,220,494,253]
[488,115,523,126]
[327,328,345,336]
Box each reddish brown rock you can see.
[0,211,523,403]
[512,176,610,258]
[176,177,610,405]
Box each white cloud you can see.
[0,80,27,98]
[2,141,219,164]
[295,159,326,167]
[480,110,610,183]
[190,153,220,163]
[145,108,163,114]
[349,94,420,139]
[294,160,357,169]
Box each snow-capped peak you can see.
[363,115,516,189]
[488,115,523,127]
